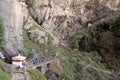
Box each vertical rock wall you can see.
[0,0,23,55]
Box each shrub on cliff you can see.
[60,51,111,80]
[25,0,34,7]
[28,69,46,80]
[78,14,120,71]
[0,60,9,80]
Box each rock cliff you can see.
[0,0,120,55]
[0,0,23,55]
[28,0,120,47]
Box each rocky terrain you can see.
[28,0,120,47]
[0,0,119,55]
[0,0,120,80]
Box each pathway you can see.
[11,66,28,80]
[27,57,58,70]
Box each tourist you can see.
[41,56,45,62]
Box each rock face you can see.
[28,0,120,47]
[0,0,23,55]
[0,0,120,55]
[28,29,47,44]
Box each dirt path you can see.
[12,72,26,80]
[11,67,28,80]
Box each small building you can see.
[12,54,26,68]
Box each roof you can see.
[0,52,5,59]
[12,54,26,60]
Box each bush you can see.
[47,33,54,45]
[78,14,120,52]
[25,0,34,7]
[28,69,46,80]
[0,71,9,80]
[0,60,9,80]
[60,51,111,80]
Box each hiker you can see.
[22,60,27,70]
[32,58,35,64]
[35,57,38,64]
[41,56,45,62]
[32,57,38,64]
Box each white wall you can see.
[12,61,23,67]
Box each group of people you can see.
[31,52,59,65]
[32,56,45,64]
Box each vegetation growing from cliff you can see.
[0,60,10,80]
[22,21,54,56]
[29,24,45,31]
[77,14,120,73]
[25,0,34,7]
[28,69,46,80]
[0,17,5,47]
[47,33,54,45]
[29,24,54,45]
[60,51,112,80]
[23,24,43,55]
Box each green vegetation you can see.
[47,33,54,45]
[77,14,120,51]
[22,22,54,56]
[0,60,4,69]
[0,17,5,47]
[0,71,9,80]
[60,51,111,80]
[25,0,34,7]
[29,24,44,31]
[28,69,46,80]
[22,20,40,54]
[23,26,43,55]
[0,60,10,80]
[29,24,54,46]
[54,47,67,55]
[76,13,120,78]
